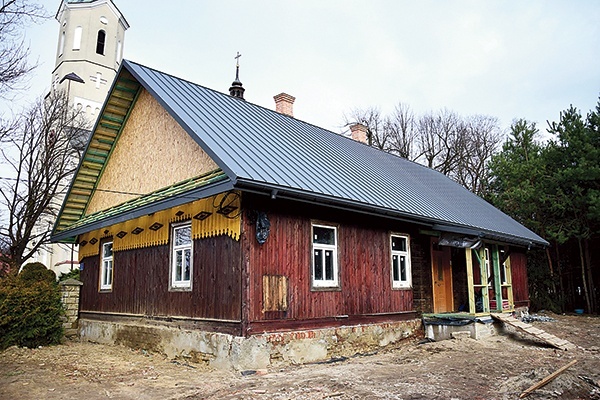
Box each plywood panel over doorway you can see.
[431,238,453,313]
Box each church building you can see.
[32,0,129,275]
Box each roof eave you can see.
[51,178,234,243]
[431,224,549,248]
[234,178,549,248]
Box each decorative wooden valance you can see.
[77,192,241,261]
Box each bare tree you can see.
[343,106,388,149]
[0,90,89,271]
[455,115,502,196]
[385,102,418,160]
[416,109,463,175]
[0,0,47,98]
[343,103,503,196]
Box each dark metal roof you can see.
[55,59,548,247]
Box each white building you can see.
[31,0,129,276]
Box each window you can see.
[311,224,338,288]
[73,26,82,50]
[171,223,192,289]
[485,247,491,280]
[96,30,106,55]
[100,241,113,290]
[116,40,122,64]
[391,234,411,288]
[59,31,65,56]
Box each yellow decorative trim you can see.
[78,232,100,259]
[78,192,241,262]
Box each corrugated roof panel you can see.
[119,60,546,246]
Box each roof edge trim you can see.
[51,178,234,243]
[235,178,549,248]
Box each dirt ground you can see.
[1,313,599,400]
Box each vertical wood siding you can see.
[510,251,529,307]
[79,235,242,321]
[243,196,421,323]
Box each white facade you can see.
[30,0,128,276]
[52,0,129,118]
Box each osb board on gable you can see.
[86,88,218,215]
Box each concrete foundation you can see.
[79,318,421,370]
[424,317,500,341]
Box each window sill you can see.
[169,286,192,292]
[310,285,341,292]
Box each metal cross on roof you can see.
[235,52,242,67]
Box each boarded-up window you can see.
[263,275,288,312]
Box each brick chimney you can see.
[349,123,368,144]
[274,93,295,117]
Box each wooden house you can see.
[51,60,547,368]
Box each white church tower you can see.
[52,0,129,119]
[32,0,128,276]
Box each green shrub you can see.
[0,270,64,350]
[19,262,56,283]
[58,268,80,282]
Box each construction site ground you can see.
[1,312,599,400]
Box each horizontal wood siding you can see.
[243,196,419,325]
[510,251,529,307]
[79,235,241,324]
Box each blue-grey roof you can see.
[59,60,548,247]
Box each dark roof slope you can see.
[53,59,547,247]
[123,60,546,247]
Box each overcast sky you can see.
[11,0,600,136]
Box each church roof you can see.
[52,60,547,247]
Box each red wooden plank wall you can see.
[79,235,242,321]
[510,251,529,307]
[243,201,415,323]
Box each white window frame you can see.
[485,247,491,281]
[311,223,339,289]
[391,234,411,289]
[170,222,193,290]
[96,29,106,55]
[73,26,82,50]
[59,31,65,56]
[100,241,113,291]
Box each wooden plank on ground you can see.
[519,360,578,398]
[490,313,575,351]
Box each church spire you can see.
[229,52,245,100]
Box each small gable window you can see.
[100,241,113,291]
[171,222,192,289]
[391,234,411,289]
[96,30,106,55]
[311,224,339,289]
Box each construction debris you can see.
[491,313,576,350]
[578,375,600,389]
[521,314,557,323]
[519,360,578,398]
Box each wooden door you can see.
[431,239,453,313]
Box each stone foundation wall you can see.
[59,279,83,339]
[79,318,422,370]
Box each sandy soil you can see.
[1,313,599,400]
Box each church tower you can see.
[52,0,129,120]
[31,0,128,276]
